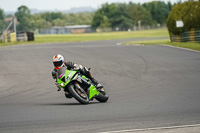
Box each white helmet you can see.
[53,54,64,69]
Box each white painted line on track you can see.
[161,44,200,53]
[99,124,200,133]
[116,43,144,46]
[116,43,200,52]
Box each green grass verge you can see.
[1,28,199,51]
[0,28,168,47]
[124,39,200,51]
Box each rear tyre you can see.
[68,83,89,104]
[95,89,109,102]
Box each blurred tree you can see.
[92,3,133,30]
[32,14,49,30]
[52,19,66,26]
[167,1,173,11]
[112,3,133,30]
[41,12,64,22]
[38,12,93,27]
[143,1,170,25]
[0,8,5,20]
[0,8,5,33]
[92,3,154,30]
[13,1,173,33]
[15,5,33,32]
[129,3,154,27]
[99,15,111,28]
[41,12,51,22]
[92,10,104,28]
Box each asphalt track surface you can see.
[0,38,200,133]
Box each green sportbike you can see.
[56,66,109,104]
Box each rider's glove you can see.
[55,82,61,91]
[52,71,56,79]
[74,64,83,71]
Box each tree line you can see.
[0,1,173,33]
[0,6,94,33]
[92,1,172,31]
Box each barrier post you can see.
[10,32,16,42]
[4,34,7,44]
[189,29,196,42]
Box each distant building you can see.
[4,17,13,22]
[39,25,92,34]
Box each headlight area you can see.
[60,83,65,87]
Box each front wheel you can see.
[95,88,109,102]
[68,83,89,104]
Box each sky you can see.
[0,0,188,12]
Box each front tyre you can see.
[95,88,109,102]
[68,83,89,104]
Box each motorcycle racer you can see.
[51,54,103,94]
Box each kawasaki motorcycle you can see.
[56,67,109,104]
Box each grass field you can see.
[35,28,168,43]
[0,28,168,46]
[1,28,200,51]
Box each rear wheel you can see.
[68,83,89,104]
[95,88,109,102]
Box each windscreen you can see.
[57,67,66,79]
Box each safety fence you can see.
[169,29,200,43]
[3,33,16,43]
[0,32,34,43]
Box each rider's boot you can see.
[80,67,103,89]
[90,77,103,89]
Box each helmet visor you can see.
[53,60,63,67]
